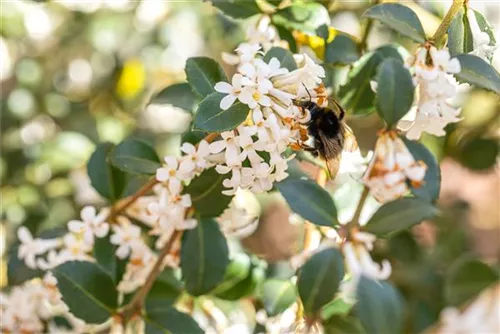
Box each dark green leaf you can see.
[297,248,344,314]
[325,34,360,65]
[215,263,265,300]
[261,279,297,316]
[316,24,329,40]
[274,24,297,53]
[184,167,233,218]
[185,57,227,97]
[53,261,118,323]
[212,254,251,294]
[364,3,426,43]
[277,178,337,227]
[110,138,161,175]
[356,276,404,334]
[272,2,330,34]
[404,139,440,202]
[324,316,366,334]
[151,83,197,112]
[448,8,474,56]
[445,255,498,306]
[146,270,183,312]
[263,47,297,71]
[145,307,203,334]
[321,297,352,320]
[88,143,127,201]
[338,46,403,115]
[181,218,230,296]
[456,137,500,171]
[375,59,414,126]
[181,130,208,146]
[92,235,126,285]
[364,198,438,238]
[454,54,500,93]
[211,0,261,19]
[193,92,250,132]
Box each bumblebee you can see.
[294,97,357,178]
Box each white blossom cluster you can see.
[403,45,462,140]
[0,272,85,333]
[362,130,427,203]
[213,41,327,195]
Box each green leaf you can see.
[185,57,227,97]
[364,198,438,238]
[473,9,496,46]
[356,277,403,334]
[297,248,344,315]
[404,139,440,202]
[445,255,498,306]
[448,8,474,56]
[181,218,230,296]
[212,254,250,293]
[321,297,353,320]
[274,24,297,53]
[455,137,500,171]
[324,316,366,334]
[146,270,183,312]
[263,47,297,71]
[215,263,265,300]
[92,235,126,285]
[211,0,261,19]
[325,34,360,65]
[87,143,127,201]
[110,138,161,175]
[375,58,414,126]
[363,3,426,43]
[261,279,297,316]
[184,167,233,218]
[338,45,403,115]
[454,54,500,93]
[193,92,250,132]
[151,83,197,112]
[277,178,337,227]
[53,261,118,323]
[145,308,203,334]
[272,2,330,35]
[181,130,208,146]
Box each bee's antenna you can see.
[301,83,312,101]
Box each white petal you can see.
[164,156,178,169]
[81,206,96,222]
[181,142,196,155]
[214,81,233,94]
[94,223,110,238]
[68,220,85,233]
[17,226,33,243]
[215,165,232,174]
[258,94,272,107]
[156,167,170,182]
[116,245,130,259]
[209,140,226,154]
[220,94,237,110]
[168,178,182,195]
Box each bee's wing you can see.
[342,123,358,152]
[317,130,343,180]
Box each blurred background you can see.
[1,1,499,327]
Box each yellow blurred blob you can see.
[116,59,146,100]
[293,27,338,60]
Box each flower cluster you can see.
[0,272,85,333]
[214,42,326,195]
[362,130,427,203]
[403,45,461,140]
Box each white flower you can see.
[215,74,252,110]
[246,15,280,51]
[59,233,93,261]
[180,139,211,174]
[467,8,497,61]
[209,131,242,167]
[236,126,266,166]
[218,189,260,238]
[156,156,191,191]
[110,216,142,259]
[118,243,157,293]
[362,130,427,203]
[17,227,62,269]
[67,206,110,246]
[235,43,262,64]
[250,162,274,193]
[238,85,272,109]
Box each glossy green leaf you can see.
[87,143,127,201]
[92,235,126,285]
[181,218,230,296]
[145,308,203,334]
[338,45,403,115]
[212,254,251,295]
[325,34,360,65]
[454,54,500,93]
[375,58,414,126]
[263,47,297,71]
[324,316,366,334]
[185,57,227,97]
[184,167,233,218]
[272,2,330,34]
[215,263,265,300]
[364,3,426,43]
[110,138,161,175]
[211,0,261,19]
[445,256,498,306]
[193,92,250,132]
[321,297,353,320]
[151,83,197,112]
[364,198,439,238]
[53,261,118,323]
[277,178,337,227]
[146,270,183,312]
[274,24,297,53]
[404,139,440,202]
[261,279,297,316]
[297,248,344,314]
[356,276,404,334]
[448,8,473,56]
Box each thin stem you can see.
[359,0,379,52]
[109,178,158,223]
[431,0,465,46]
[349,186,370,227]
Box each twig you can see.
[431,0,465,46]
[358,0,379,51]
[349,186,370,227]
[109,178,158,223]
